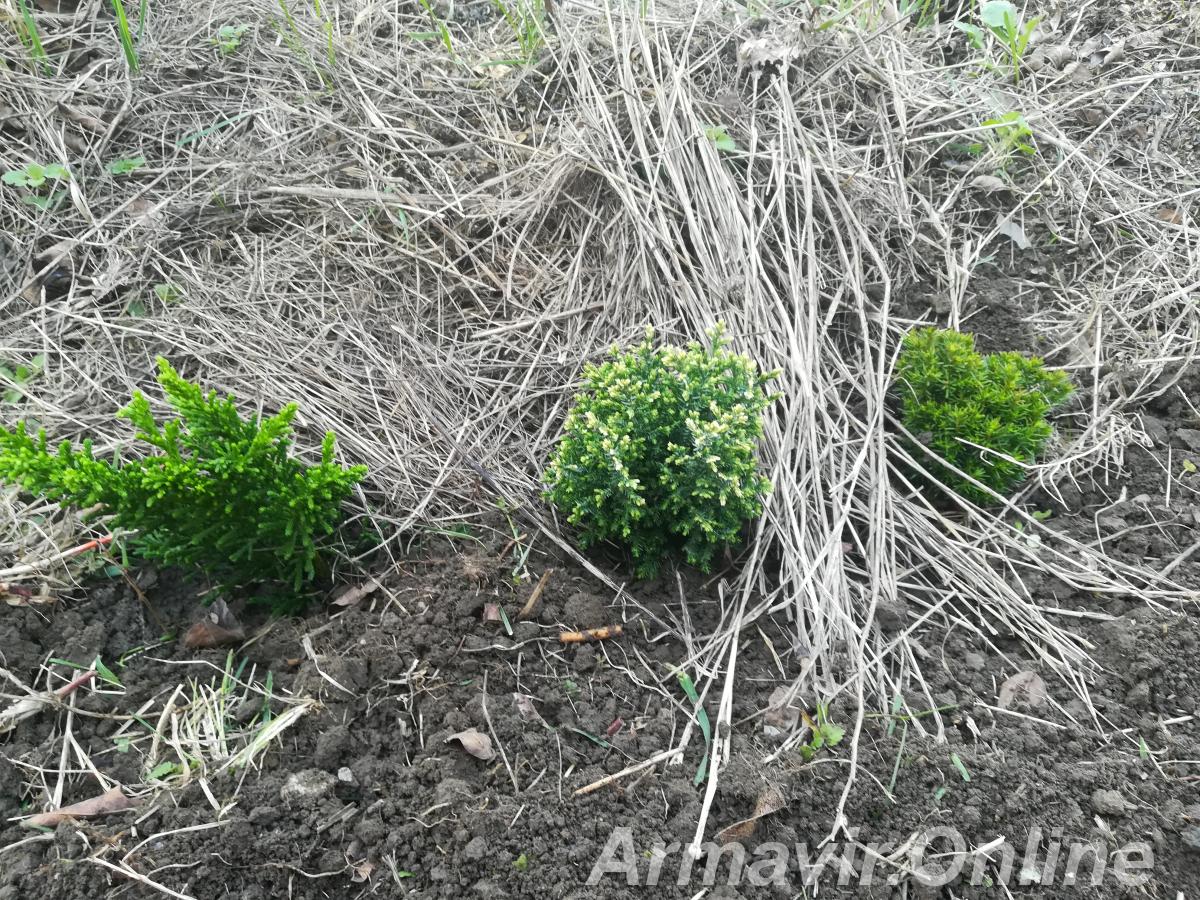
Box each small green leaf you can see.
[148,761,180,780]
[1182,459,1196,475]
[153,283,182,304]
[950,752,971,782]
[125,300,148,318]
[955,21,985,49]
[107,157,146,176]
[44,163,70,181]
[2,170,31,187]
[93,657,123,687]
[678,670,712,785]
[514,853,529,872]
[704,125,739,154]
[980,0,1017,31]
[819,720,845,747]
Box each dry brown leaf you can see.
[763,685,801,739]
[997,670,1048,710]
[183,599,245,649]
[481,603,503,623]
[1156,208,1184,225]
[512,693,545,724]
[996,216,1031,250]
[331,579,380,608]
[23,787,137,829]
[350,859,375,883]
[970,175,1008,193]
[56,102,108,135]
[445,728,496,761]
[715,784,786,843]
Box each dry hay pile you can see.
[3,0,1199,819]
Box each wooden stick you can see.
[517,569,552,620]
[573,746,681,796]
[0,535,114,581]
[559,624,623,643]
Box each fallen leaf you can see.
[763,685,801,739]
[182,599,245,649]
[24,787,137,828]
[715,784,786,843]
[350,859,375,883]
[446,728,496,761]
[512,693,547,726]
[1156,208,1184,225]
[56,101,108,135]
[997,670,1048,710]
[970,175,1009,193]
[331,579,380,608]
[1090,40,1126,68]
[482,603,503,624]
[182,621,243,649]
[996,216,1031,250]
[605,717,624,738]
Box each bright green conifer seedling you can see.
[0,359,366,612]
[545,325,776,577]
[895,328,1071,504]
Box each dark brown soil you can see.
[2,454,1200,900]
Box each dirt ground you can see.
[3,431,1200,900]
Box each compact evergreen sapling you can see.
[0,359,366,611]
[545,326,776,577]
[895,328,1072,504]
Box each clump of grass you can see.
[895,328,1072,504]
[2,162,71,210]
[493,0,545,61]
[957,0,1039,83]
[0,358,366,612]
[545,325,776,577]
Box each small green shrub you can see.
[0,359,366,612]
[544,326,776,577]
[895,328,1072,504]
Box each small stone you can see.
[1091,789,1130,817]
[1172,428,1200,451]
[337,767,356,784]
[248,805,278,826]
[463,836,489,860]
[1182,826,1200,852]
[573,644,597,673]
[281,769,336,805]
[1125,681,1151,707]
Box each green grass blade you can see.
[677,671,711,786]
[110,0,139,71]
[15,0,51,75]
